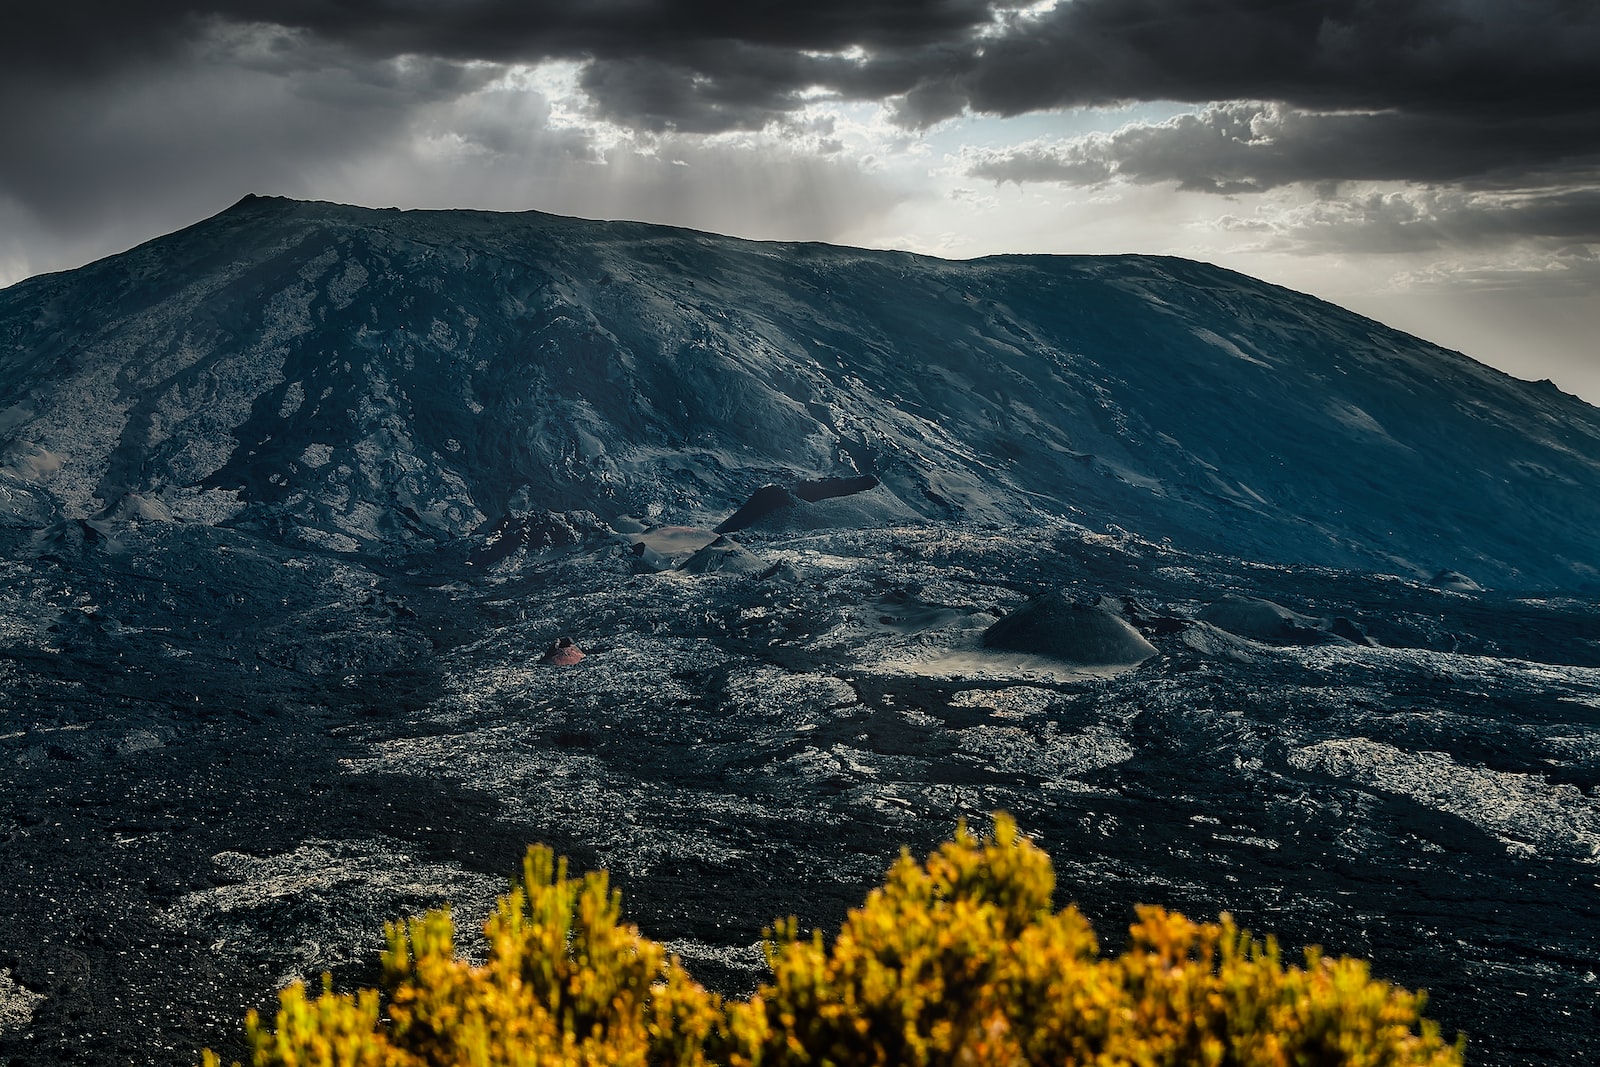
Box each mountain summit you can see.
[3,195,1597,586]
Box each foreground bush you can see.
[206,814,1463,1066]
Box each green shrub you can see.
[207,814,1464,1066]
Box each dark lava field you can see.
[2,197,1599,1065]
[4,512,1599,1065]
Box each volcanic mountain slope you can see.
[2,194,1599,587]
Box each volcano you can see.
[4,194,1600,583]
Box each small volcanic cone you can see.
[1198,595,1322,644]
[678,535,766,575]
[983,590,1157,667]
[540,636,586,665]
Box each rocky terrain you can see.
[1,197,1598,1065]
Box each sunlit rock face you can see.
[3,198,1600,1067]
[4,194,1600,585]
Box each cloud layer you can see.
[968,104,1600,194]
[10,1,1598,187]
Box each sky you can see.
[3,0,1597,400]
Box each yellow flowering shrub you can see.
[207,815,1464,1067]
[204,847,720,1067]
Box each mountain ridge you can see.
[3,195,1598,587]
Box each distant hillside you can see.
[3,195,1598,587]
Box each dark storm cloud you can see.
[968,104,1600,194]
[2,1,999,137]
[575,46,818,135]
[1244,186,1600,256]
[0,0,994,81]
[947,1,1600,195]
[957,0,1600,122]
[5,0,1599,257]
[17,1,1599,131]
[0,25,495,234]
[0,0,995,237]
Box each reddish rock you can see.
[540,636,585,665]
